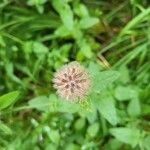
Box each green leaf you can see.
[115,86,138,101]
[127,98,141,117]
[74,3,89,17]
[86,105,97,124]
[106,139,122,150]
[93,71,120,92]
[23,41,33,53]
[51,94,80,113]
[88,62,101,76]
[28,96,51,111]
[118,65,130,84]
[142,104,150,115]
[60,5,74,30]
[33,41,48,55]
[0,123,12,135]
[142,136,150,150]
[74,118,86,131]
[5,62,23,85]
[79,17,99,29]
[119,8,150,36]
[109,127,141,147]
[87,122,99,138]
[58,98,80,113]
[65,143,80,150]
[0,35,6,47]
[54,25,70,37]
[0,91,20,110]
[52,0,74,30]
[27,0,47,13]
[49,94,60,112]
[27,0,47,5]
[46,144,57,150]
[79,40,93,58]
[49,129,60,144]
[88,62,119,92]
[97,97,118,125]
[28,94,82,113]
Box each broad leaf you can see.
[0,123,12,135]
[79,40,93,58]
[88,62,101,76]
[28,96,51,111]
[87,122,99,138]
[142,136,150,150]
[88,63,119,92]
[97,97,118,125]
[28,94,81,113]
[74,118,86,131]
[115,86,138,101]
[33,41,48,55]
[0,91,20,110]
[79,17,99,29]
[127,98,141,117]
[48,129,60,144]
[52,0,74,30]
[94,71,119,92]
[110,127,141,148]
[74,3,89,17]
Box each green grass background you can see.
[0,0,150,149]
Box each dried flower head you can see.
[53,62,91,101]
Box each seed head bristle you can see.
[53,62,91,101]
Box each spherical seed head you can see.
[53,62,91,101]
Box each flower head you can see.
[53,62,91,101]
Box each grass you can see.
[0,0,150,150]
